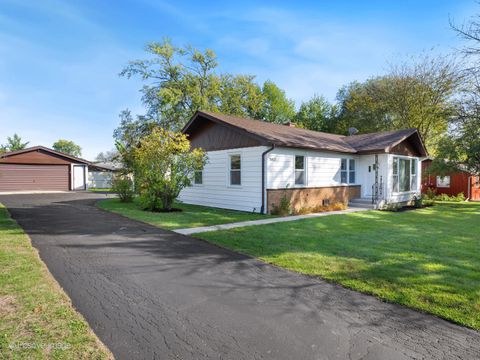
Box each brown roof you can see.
[183,111,427,156]
[0,146,92,165]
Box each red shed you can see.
[421,158,480,201]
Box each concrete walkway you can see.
[174,206,371,235]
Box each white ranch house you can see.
[179,111,427,213]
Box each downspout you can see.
[261,145,275,214]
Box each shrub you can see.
[425,187,437,200]
[133,128,207,212]
[295,202,347,215]
[271,193,291,216]
[111,176,134,202]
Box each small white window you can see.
[194,170,203,185]
[341,159,348,183]
[349,159,356,184]
[436,175,450,188]
[295,155,305,185]
[229,154,241,185]
[341,159,355,184]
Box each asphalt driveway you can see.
[1,193,479,360]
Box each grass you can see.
[196,202,480,330]
[0,204,112,359]
[87,188,113,193]
[97,198,272,230]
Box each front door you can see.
[471,176,480,201]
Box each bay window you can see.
[393,157,418,192]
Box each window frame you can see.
[228,154,242,187]
[436,175,451,188]
[193,170,203,185]
[340,158,356,185]
[294,155,306,186]
[392,156,419,193]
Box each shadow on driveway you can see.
[1,193,479,360]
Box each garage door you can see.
[0,164,69,191]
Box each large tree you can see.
[295,95,336,132]
[120,39,293,132]
[335,54,462,153]
[1,134,29,153]
[52,139,82,157]
[432,14,480,174]
[258,80,296,123]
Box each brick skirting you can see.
[267,185,361,213]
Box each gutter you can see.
[261,145,275,214]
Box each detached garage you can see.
[0,146,90,192]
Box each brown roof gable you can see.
[0,146,91,165]
[183,111,428,156]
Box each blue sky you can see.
[0,0,476,159]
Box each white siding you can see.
[88,171,113,188]
[179,146,268,212]
[356,154,389,198]
[266,147,358,189]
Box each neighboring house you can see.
[421,158,480,201]
[88,162,121,189]
[179,111,428,213]
[0,146,92,192]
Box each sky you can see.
[0,0,477,160]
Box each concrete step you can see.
[348,202,375,209]
[349,198,373,204]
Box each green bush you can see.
[271,193,291,216]
[111,176,134,202]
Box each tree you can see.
[259,80,296,123]
[95,149,120,163]
[120,39,294,132]
[133,128,207,211]
[335,54,462,153]
[432,15,480,175]
[1,134,29,152]
[52,139,82,157]
[295,95,336,132]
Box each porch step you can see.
[348,197,375,209]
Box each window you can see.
[411,159,417,191]
[294,155,305,185]
[393,157,418,192]
[341,158,356,184]
[436,176,450,188]
[341,159,347,183]
[194,170,203,185]
[229,154,241,185]
[349,159,356,183]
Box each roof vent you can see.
[348,127,359,136]
[285,121,297,128]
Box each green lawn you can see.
[97,198,271,230]
[0,204,112,359]
[87,188,113,193]
[196,202,480,329]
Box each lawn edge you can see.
[1,203,114,359]
[191,229,480,332]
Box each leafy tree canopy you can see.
[52,139,82,157]
[335,54,462,154]
[133,128,207,211]
[295,95,336,132]
[0,134,29,153]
